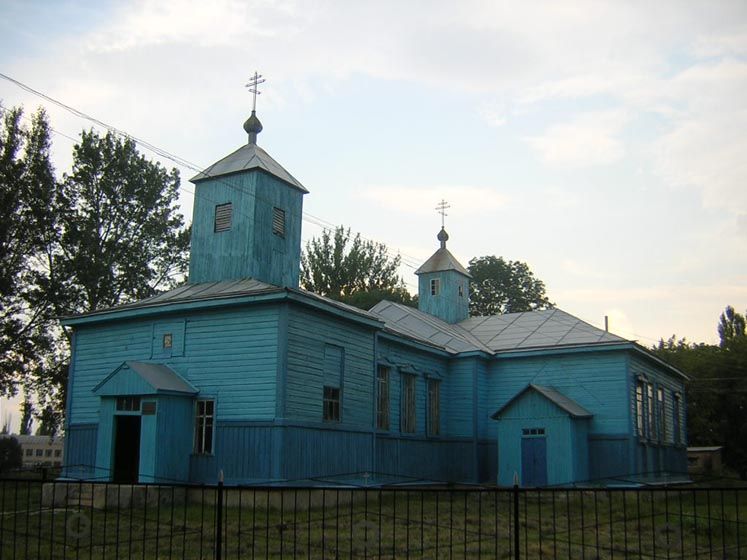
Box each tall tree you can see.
[0,436,22,472]
[718,305,745,348]
[55,130,190,314]
[301,226,414,309]
[654,305,747,479]
[19,396,33,435]
[468,256,553,316]
[0,106,57,398]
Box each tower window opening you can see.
[272,207,286,237]
[430,278,441,296]
[214,203,232,232]
[458,284,464,297]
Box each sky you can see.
[1,0,747,428]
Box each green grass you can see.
[1,483,746,559]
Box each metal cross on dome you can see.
[245,72,266,112]
[436,199,450,229]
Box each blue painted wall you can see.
[417,269,470,324]
[495,389,590,486]
[188,170,304,287]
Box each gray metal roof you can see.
[64,278,382,327]
[64,278,283,320]
[460,308,626,352]
[414,247,471,277]
[190,142,308,193]
[368,303,627,355]
[491,384,593,419]
[125,361,198,395]
[92,361,198,396]
[369,301,493,354]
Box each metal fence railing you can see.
[1,475,746,559]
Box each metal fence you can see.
[1,476,746,559]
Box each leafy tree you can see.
[19,396,33,435]
[0,106,58,398]
[0,436,22,472]
[35,405,59,437]
[654,306,747,479]
[718,305,745,347]
[468,256,553,316]
[301,226,414,309]
[55,130,190,314]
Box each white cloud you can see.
[525,110,630,167]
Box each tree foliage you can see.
[654,306,747,479]
[0,107,191,422]
[468,256,553,316]
[718,305,745,348]
[301,226,414,309]
[0,436,22,472]
[0,107,57,398]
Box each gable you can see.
[93,361,198,397]
[491,384,593,420]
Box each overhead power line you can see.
[0,72,426,282]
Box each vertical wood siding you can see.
[285,307,375,428]
[188,171,304,287]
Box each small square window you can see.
[430,278,440,296]
[214,203,232,232]
[36,449,43,457]
[54,449,61,457]
[25,449,32,457]
[163,333,173,349]
[323,386,340,422]
[272,207,286,237]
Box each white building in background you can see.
[15,435,64,468]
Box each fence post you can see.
[513,473,520,560]
[216,470,224,560]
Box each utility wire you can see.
[0,72,425,284]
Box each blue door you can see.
[521,437,548,487]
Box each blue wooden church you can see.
[61,108,688,487]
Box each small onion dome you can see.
[437,227,449,249]
[243,110,263,144]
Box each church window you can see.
[657,387,666,441]
[194,399,215,454]
[323,386,340,422]
[458,284,464,297]
[635,381,644,437]
[377,365,390,430]
[116,396,141,412]
[401,374,416,433]
[214,203,232,232]
[673,392,682,445]
[647,383,655,439]
[272,207,286,237]
[430,278,440,296]
[427,379,440,436]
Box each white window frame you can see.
[194,399,215,454]
[376,365,390,431]
[430,278,440,296]
[401,374,416,433]
[427,378,440,436]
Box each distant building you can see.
[14,435,64,468]
[687,446,723,475]
[60,108,688,487]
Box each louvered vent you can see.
[272,207,285,237]
[214,203,232,232]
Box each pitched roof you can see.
[459,308,625,352]
[368,303,626,355]
[62,278,382,327]
[93,361,198,396]
[414,247,471,277]
[491,384,593,419]
[190,143,308,193]
[369,300,493,354]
